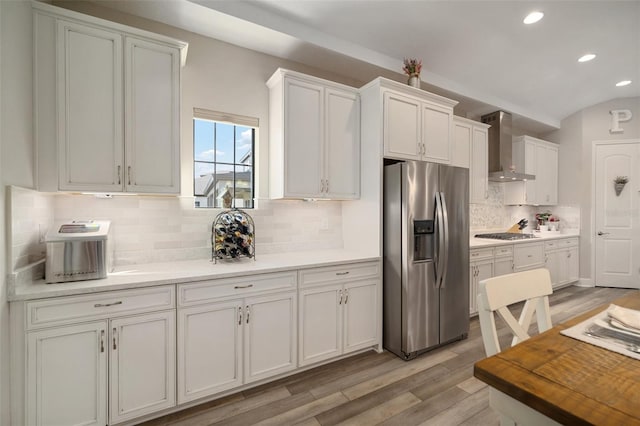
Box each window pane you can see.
[236,126,253,165]
[194,120,214,162]
[193,115,255,209]
[215,123,234,163]
[234,165,253,208]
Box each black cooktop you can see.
[474,232,538,240]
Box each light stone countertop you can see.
[470,231,580,249]
[9,249,380,302]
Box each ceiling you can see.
[87,0,640,135]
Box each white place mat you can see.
[560,308,640,361]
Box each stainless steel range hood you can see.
[480,111,535,182]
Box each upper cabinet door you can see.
[421,102,452,164]
[383,92,421,160]
[283,78,324,197]
[125,37,181,194]
[325,88,360,199]
[57,20,124,192]
[452,120,471,169]
[470,126,489,203]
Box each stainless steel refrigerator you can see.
[383,161,469,360]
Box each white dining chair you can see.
[477,268,559,426]
[477,268,553,357]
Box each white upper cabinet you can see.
[124,37,181,193]
[35,3,187,194]
[504,136,559,205]
[361,78,457,164]
[267,69,360,200]
[453,117,489,203]
[57,20,124,193]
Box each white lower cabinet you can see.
[20,286,176,426]
[16,262,381,424]
[299,262,380,366]
[26,311,175,426]
[470,248,494,315]
[544,238,580,289]
[26,322,108,426]
[176,273,298,404]
[109,311,176,424]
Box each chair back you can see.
[477,268,553,357]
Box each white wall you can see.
[1,0,37,422]
[545,96,640,282]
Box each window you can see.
[193,109,256,209]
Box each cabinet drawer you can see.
[493,246,514,258]
[513,243,545,270]
[470,248,494,261]
[560,238,579,248]
[26,286,175,330]
[299,261,380,288]
[544,240,560,251]
[178,272,297,306]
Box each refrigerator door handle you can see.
[434,192,446,287]
[439,191,450,288]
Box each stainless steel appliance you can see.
[383,161,469,359]
[45,220,113,283]
[481,111,535,182]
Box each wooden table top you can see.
[474,290,640,426]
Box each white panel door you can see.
[383,92,421,160]
[125,37,180,193]
[177,301,242,403]
[421,102,452,164]
[343,280,378,353]
[57,20,123,192]
[110,311,176,424]
[595,142,640,288]
[325,88,360,199]
[470,126,488,203]
[244,292,297,383]
[283,78,323,197]
[299,285,342,366]
[27,321,107,426]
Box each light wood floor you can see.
[142,285,631,426]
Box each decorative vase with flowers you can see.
[403,58,422,88]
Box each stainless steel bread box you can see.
[45,220,113,284]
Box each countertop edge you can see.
[9,251,381,302]
[470,232,580,248]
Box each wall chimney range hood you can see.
[480,111,535,182]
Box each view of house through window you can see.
[193,110,256,209]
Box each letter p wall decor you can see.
[610,109,633,134]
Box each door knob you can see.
[597,231,610,236]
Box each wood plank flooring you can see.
[141,286,630,426]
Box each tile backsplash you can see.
[9,182,581,272]
[470,182,580,233]
[8,186,343,269]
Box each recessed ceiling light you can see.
[578,53,596,62]
[616,80,632,87]
[523,11,544,24]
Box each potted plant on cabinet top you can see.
[403,58,422,88]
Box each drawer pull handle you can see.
[336,272,350,276]
[234,284,254,289]
[94,301,123,308]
